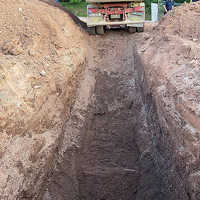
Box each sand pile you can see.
[0,0,88,198]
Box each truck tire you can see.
[88,27,96,35]
[96,26,104,35]
[137,27,144,32]
[128,27,137,33]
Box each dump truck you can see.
[86,0,145,34]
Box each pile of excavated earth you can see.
[138,2,200,199]
[0,0,87,199]
[1,0,200,199]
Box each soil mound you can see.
[140,2,200,83]
[39,0,88,30]
[0,0,88,198]
[0,0,87,135]
[159,2,200,39]
[139,2,200,198]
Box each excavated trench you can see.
[2,1,200,199]
[42,32,189,200]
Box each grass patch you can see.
[145,3,151,20]
[60,2,87,17]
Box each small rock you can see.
[54,42,63,49]
[143,33,150,40]
[2,40,23,56]
[36,32,41,36]
[28,49,36,56]
[40,70,46,76]
[0,73,6,80]
[192,38,198,42]
[33,85,41,89]
[18,8,22,12]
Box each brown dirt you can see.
[43,31,142,200]
[138,3,200,124]
[0,0,87,136]
[137,2,200,199]
[158,2,200,40]
[1,0,200,199]
[0,0,88,199]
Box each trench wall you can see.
[43,39,192,200]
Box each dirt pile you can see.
[0,0,87,135]
[142,2,200,66]
[0,0,88,199]
[138,2,200,199]
[159,2,200,39]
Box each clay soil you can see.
[138,2,200,199]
